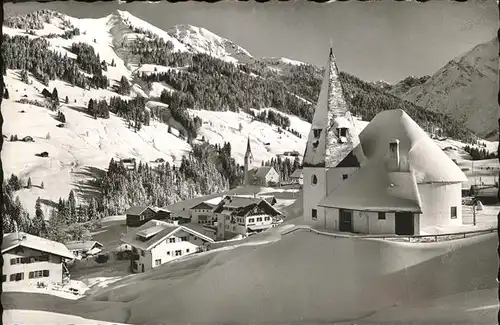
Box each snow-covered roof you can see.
[121,220,214,251]
[303,48,359,168]
[355,109,468,183]
[2,232,74,259]
[124,206,153,216]
[254,166,276,179]
[318,159,423,212]
[65,241,103,252]
[290,169,303,178]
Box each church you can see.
[302,48,468,236]
[244,137,280,187]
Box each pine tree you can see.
[27,177,32,188]
[52,87,59,104]
[41,181,44,189]
[48,208,67,243]
[88,197,98,221]
[88,99,94,116]
[32,198,47,237]
[68,190,77,224]
[3,88,9,99]
[65,96,69,104]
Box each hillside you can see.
[401,38,499,140]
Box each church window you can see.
[338,128,347,138]
[450,206,457,219]
[313,129,322,138]
[311,174,318,185]
[312,209,317,220]
[342,174,348,180]
[312,140,319,149]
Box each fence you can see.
[281,225,498,243]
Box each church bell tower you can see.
[244,136,254,185]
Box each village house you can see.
[290,168,303,186]
[283,150,300,157]
[214,195,284,240]
[65,240,104,260]
[470,185,498,205]
[151,207,172,220]
[302,48,468,236]
[125,206,159,227]
[120,158,136,171]
[2,232,74,286]
[121,220,215,273]
[189,199,219,224]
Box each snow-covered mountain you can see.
[401,38,499,140]
[167,24,254,64]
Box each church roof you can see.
[355,109,468,183]
[245,136,253,159]
[318,159,423,212]
[303,48,359,168]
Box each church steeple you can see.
[244,136,254,185]
[302,47,359,168]
[245,136,253,159]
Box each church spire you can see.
[302,47,359,168]
[245,136,252,159]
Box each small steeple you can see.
[245,136,253,159]
[302,46,359,168]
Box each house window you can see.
[10,273,24,282]
[451,206,457,219]
[181,236,188,242]
[43,270,49,277]
[155,259,161,266]
[312,209,318,220]
[186,249,190,253]
[167,251,171,255]
[378,212,386,220]
[29,270,45,279]
[175,250,182,256]
[264,217,270,221]
[169,238,176,243]
[232,226,236,231]
[257,217,263,222]
[2,275,6,282]
[141,250,145,257]
[311,175,318,185]
[313,129,322,138]
[342,174,348,180]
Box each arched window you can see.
[311,174,318,185]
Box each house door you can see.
[339,209,353,232]
[395,212,414,235]
[141,264,145,273]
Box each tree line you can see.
[98,142,241,216]
[2,35,109,90]
[463,145,498,160]
[2,174,100,244]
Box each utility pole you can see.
[473,197,477,226]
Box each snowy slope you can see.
[402,38,499,140]
[24,228,493,324]
[116,10,188,53]
[168,24,253,64]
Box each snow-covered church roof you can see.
[319,109,468,212]
[355,109,468,184]
[302,48,359,168]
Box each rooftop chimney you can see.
[388,139,400,172]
